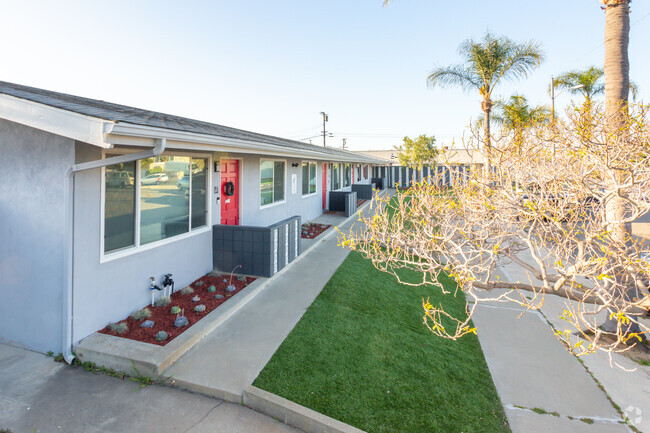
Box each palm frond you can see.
[427,65,480,92]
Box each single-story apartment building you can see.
[359,148,486,188]
[0,81,386,358]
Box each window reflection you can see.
[104,159,135,252]
[191,158,207,229]
[140,156,190,245]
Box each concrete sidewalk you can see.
[0,342,301,433]
[165,199,380,402]
[470,255,647,432]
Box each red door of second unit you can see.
[322,163,327,209]
[220,159,239,225]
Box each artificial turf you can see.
[253,251,510,433]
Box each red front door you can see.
[220,159,239,225]
[322,163,327,209]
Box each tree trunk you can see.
[604,0,630,121]
[601,0,639,335]
[482,98,492,176]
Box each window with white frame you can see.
[331,163,340,190]
[260,160,285,206]
[104,154,208,254]
[302,162,316,195]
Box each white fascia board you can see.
[107,123,384,164]
[0,94,112,148]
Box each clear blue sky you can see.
[1,0,648,150]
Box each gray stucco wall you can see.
[72,143,213,345]
[0,119,74,352]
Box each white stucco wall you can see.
[0,119,74,352]
[71,143,213,345]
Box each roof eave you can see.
[107,122,385,164]
[0,93,112,148]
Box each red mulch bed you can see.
[301,223,331,239]
[99,274,256,346]
[357,199,367,207]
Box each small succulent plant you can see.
[194,304,206,313]
[237,276,247,282]
[207,285,216,293]
[108,322,128,334]
[155,331,168,341]
[174,315,189,328]
[131,308,152,321]
[214,294,224,300]
[170,306,181,314]
[195,281,204,287]
[179,286,194,295]
[154,296,171,307]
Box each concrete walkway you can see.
[470,254,647,432]
[0,342,301,433]
[165,200,378,402]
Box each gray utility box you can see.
[371,178,385,190]
[352,183,376,200]
[212,215,301,278]
[329,191,357,217]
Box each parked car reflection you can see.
[141,173,169,185]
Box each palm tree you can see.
[427,33,544,151]
[553,65,637,107]
[491,95,551,151]
[603,0,630,122]
[492,95,551,130]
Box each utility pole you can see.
[550,76,555,122]
[342,138,347,149]
[320,112,328,147]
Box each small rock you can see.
[191,295,200,302]
[174,316,189,328]
[226,284,236,292]
[214,294,225,299]
[140,320,155,328]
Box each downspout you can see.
[62,138,166,363]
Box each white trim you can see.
[0,93,112,148]
[101,226,211,264]
[99,148,212,263]
[107,123,385,164]
[0,94,385,163]
[301,161,317,197]
[259,158,287,209]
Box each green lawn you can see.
[253,251,510,433]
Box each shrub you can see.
[194,304,206,313]
[154,296,171,307]
[170,306,181,314]
[179,286,194,295]
[108,322,128,334]
[155,331,168,341]
[131,308,152,321]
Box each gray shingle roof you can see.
[0,81,384,163]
